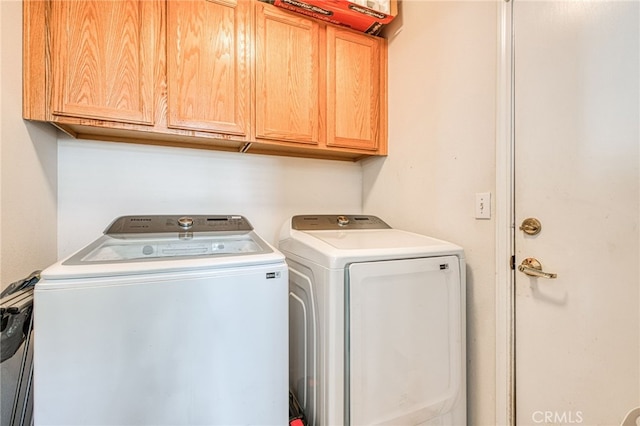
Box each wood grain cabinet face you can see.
[167,0,250,137]
[24,0,387,160]
[254,3,321,145]
[326,26,384,151]
[50,0,157,125]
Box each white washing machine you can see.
[279,215,466,426]
[34,215,288,426]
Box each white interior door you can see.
[514,1,639,425]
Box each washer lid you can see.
[66,233,270,265]
[41,215,285,280]
[41,231,283,280]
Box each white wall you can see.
[363,1,498,424]
[57,138,363,257]
[0,0,57,287]
[3,0,500,424]
[1,1,58,423]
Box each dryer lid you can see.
[279,216,464,269]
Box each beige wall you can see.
[363,1,498,424]
[2,0,499,423]
[1,1,58,423]
[0,0,57,289]
[56,137,363,255]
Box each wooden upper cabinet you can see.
[167,0,250,137]
[254,3,321,145]
[326,26,386,152]
[24,0,387,160]
[50,1,158,125]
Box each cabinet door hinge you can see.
[510,255,516,270]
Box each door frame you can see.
[495,0,515,424]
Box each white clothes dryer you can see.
[35,215,288,426]
[279,215,466,426]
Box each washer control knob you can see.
[337,215,350,226]
[178,216,194,229]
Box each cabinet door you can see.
[326,27,385,151]
[50,1,158,125]
[254,3,321,145]
[167,0,250,137]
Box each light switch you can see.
[475,192,491,219]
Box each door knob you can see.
[520,218,542,235]
[518,257,557,279]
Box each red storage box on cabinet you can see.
[261,0,397,35]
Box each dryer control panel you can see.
[292,215,391,230]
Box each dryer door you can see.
[347,255,463,425]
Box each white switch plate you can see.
[475,192,491,219]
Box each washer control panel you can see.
[105,215,253,235]
[292,215,391,231]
